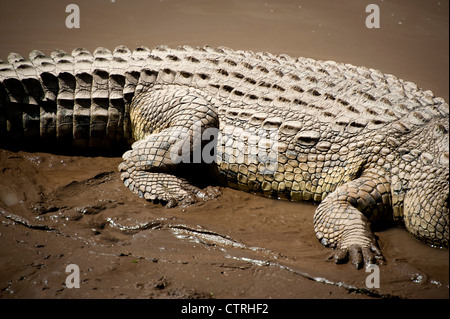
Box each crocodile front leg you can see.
[313,171,392,268]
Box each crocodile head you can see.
[402,118,449,248]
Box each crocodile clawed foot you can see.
[176,192,198,207]
[120,166,221,208]
[334,244,384,269]
[195,186,221,201]
[176,186,221,207]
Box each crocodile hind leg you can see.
[119,87,221,207]
[313,171,392,269]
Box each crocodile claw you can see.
[334,244,384,269]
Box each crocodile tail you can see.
[0,45,154,150]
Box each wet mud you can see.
[0,0,448,299]
[0,150,448,299]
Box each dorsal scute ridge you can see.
[1,45,448,130]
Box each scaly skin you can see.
[1,45,448,269]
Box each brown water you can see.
[0,0,448,299]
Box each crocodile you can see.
[0,45,448,269]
